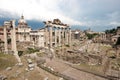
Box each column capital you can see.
[58,27,61,29]
[49,24,53,27]
[61,27,65,30]
[45,25,48,28]
[65,27,68,30]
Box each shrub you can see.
[18,51,23,56]
[27,48,39,54]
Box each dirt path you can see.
[45,58,107,80]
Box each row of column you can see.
[45,25,71,48]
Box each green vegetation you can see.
[18,51,24,56]
[65,44,70,47]
[86,33,98,39]
[27,47,39,54]
[0,53,17,70]
[78,63,103,74]
[115,37,120,45]
[105,28,117,34]
[111,58,120,70]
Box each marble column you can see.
[3,25,8,54]
[45,26,48,47]
[65,28,68,45]
[68,27,71,47]
[11,20,21,63]
[49,26,52,48]
[62,28,64,45]
[54,27,57,47]
[58,27,61,46]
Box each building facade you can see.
[0,15,45,48]
[17,15,31,42]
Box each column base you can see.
[4,50,8,54]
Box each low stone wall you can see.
[37,64,75,80]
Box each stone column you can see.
[37,35,40,47]
[58,27,61,46]
[3,25,8,54]
[45,26,48,47]
[65,27,68,45]
[49,26,52,48]
[11,20,21,63]
[54,27,57,47]
[68,27,71,47]
[62,28,64,45]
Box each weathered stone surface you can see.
[0,74,7,80]
[6,67,12,71]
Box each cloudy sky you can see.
[0,0,120,31]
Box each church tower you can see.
[18,15,28,28]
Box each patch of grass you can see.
[100,45,112,51]
[37,52,45,57]
[27,48,39,54]
[0,53,17,71]
[107,51,116,58]
[79,63,103,74]
[65,44,70,47]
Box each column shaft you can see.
[45,27,48,47]
[49,26,52,48]
[65,28,68,45]
[68,27,71,47]
[54,27,57,47]
[58,28,61,46]
[4,26,8,53]
[62,28,64,45]
[11,20,21,63]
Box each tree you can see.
[105,28,117,34]
[116,37,120,45]
[86,33,98,39]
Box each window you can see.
[41,35,44,37]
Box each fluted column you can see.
[45,26,48,47]
[3,25,8,54]
[49,26,52,48]
[58,27,61,46]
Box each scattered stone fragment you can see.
[27,59,32,64]
[0,74,7,80]
[18,62,23,66]
[28,63,35,70]
[59,77,64,80]
[6,67,12,71]
[44,77,48,80]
